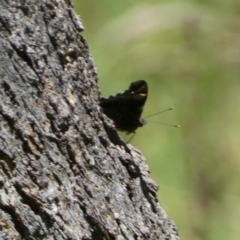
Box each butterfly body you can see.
[100,80,148,134]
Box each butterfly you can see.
[100,80,148,134]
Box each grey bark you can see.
[0,0,179,239]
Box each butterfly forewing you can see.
[100,80,148,133]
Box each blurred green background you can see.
[73,1,240,239]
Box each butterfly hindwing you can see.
[100,80,148,133]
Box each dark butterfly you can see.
[100,80,148,134]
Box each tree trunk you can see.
[0,0,179,239]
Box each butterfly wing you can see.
[100,80,148,133]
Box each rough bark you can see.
[0,0,179,239]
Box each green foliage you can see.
[74,1,240,239]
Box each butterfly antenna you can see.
[143,107,174,119]
[147,120,180,128]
